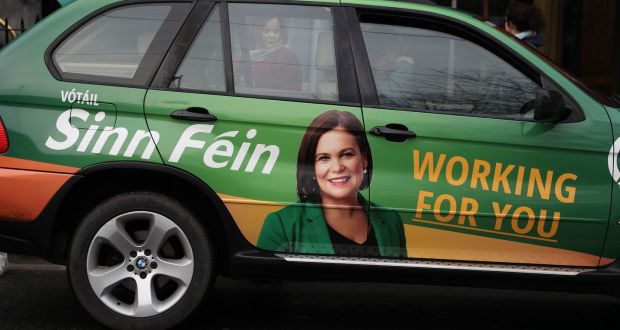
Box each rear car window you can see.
[52,3,191,87]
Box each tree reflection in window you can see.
[362,23,538,119]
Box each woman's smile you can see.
[328,176,351,185]
[314,127,367,206]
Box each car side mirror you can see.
[521,89,571,123]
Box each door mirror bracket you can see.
[521,89,571,123]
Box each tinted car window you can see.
[361,23,539,119]
[229,3,339,101]
[53,3,190,86]
[170,5,225,92]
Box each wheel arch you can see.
[52,161,242,274]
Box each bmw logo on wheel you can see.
[135,256,149,270]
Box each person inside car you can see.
[505,2,545,49]
[363,25,416,108]
[249,17,302,91]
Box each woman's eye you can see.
[342,151,354,158]
[317,155,329,162]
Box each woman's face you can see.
[314,127,367,206]
[261,18,281,48]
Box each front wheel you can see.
[68,192,214,330]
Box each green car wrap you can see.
[0,0,618,266]
[0,2,619,328]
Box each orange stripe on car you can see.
[406,225,603,267]
[0,168,73,221]
[218,193,286,245]
[219,193,607,267]
[0,155,79,173]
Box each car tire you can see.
[68,192,214,330]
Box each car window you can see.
[229,3,339,102]
[361,22,539,119]
[53,3,191,86]
[170,5,225,92]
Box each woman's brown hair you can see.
[296,110,373,203]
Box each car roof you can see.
[383,0,436,5]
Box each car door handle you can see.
[170,107,218,122]
[369,124,416,142]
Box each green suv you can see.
[0,0,619,329]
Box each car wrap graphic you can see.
[0,88,614,266]
[0,156,78,221]
[411,150,575,241]
[45,109,160,160]
[10,101,609,266]
[46,108,280,173]
[0,0,615,270]
[221,193,613,266]
[1,1,619,327]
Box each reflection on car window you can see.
[361,23,538,119]
[53,3,190,86]
[229,4,339,101]
[172,5,225,92]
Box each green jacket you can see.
[257,197,407,257]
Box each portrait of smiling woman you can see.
[257,110,407,257]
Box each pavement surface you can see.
[1,255,619,329]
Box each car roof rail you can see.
[395,0,437,5]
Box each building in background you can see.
[0,0,60,46]
[1,0,618,97]
[436,0,619,97]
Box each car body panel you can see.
[144,90,365,245]
[0,0,615,265]
[0,0,163,169]
[0,0,616,305]
[601,106,620,264]
[341,1,615,266]
[0,168,74,221]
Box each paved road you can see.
[1,256,619,329]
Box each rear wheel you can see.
[68,192,213,330]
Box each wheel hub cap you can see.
[135,256,149,270]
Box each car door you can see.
[345,7,613,267]
[144,1,374,253]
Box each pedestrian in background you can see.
[505,2,545,49]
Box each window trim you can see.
[343,7,377,107]
[344,6,585,123]
[221,3,235,93]
[151,1,219,89]
[333,7,359,104]
[45,0,196,89]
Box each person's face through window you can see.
[314,127,368,206]
[261,18,281,48]
[504,19,518,35]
